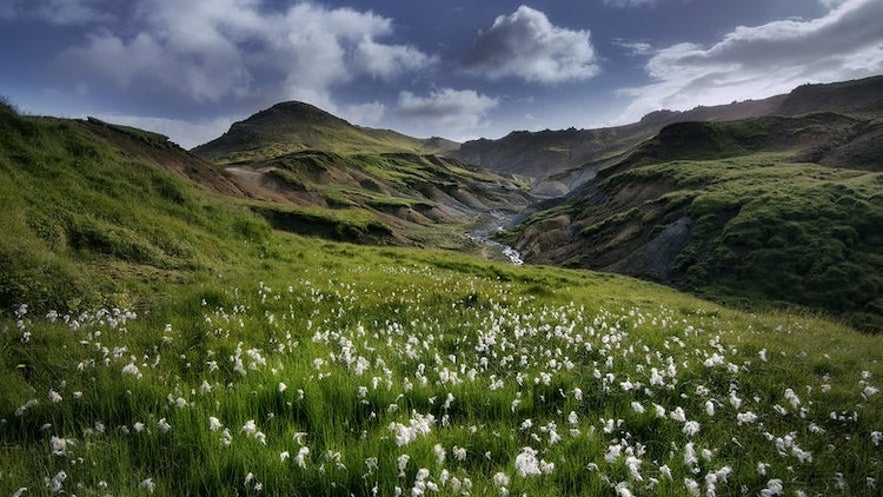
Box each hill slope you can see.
[507,115,883,330]
[192,101,459,163]
[223,149,534,251]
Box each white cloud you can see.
[342,101,387,126]
[2,0,115,25]
[602,0,662,7]
[91,113,237,149]
[395,88,498,139]
[354,38,439,80]
[58,0,435,111]
[618,0,883,121]
[612,39,653,56]
[463,6,599,84]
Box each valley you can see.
[1,75,882,497]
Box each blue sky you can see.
[1,0,881,147]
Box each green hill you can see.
[508,112,883,331]
[0,103,431,312]
[191,101,459,163]
[1,100,882,497]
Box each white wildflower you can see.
[670,406,686,423]
[295,446,309,468]
[209,417,223,431]
[515,447,541,477]
[241,419,257,436]
[452,446,467,461]
[567,411,579,425]
[625,455,642,481]
[683,420,700,437]
[760,478,783,496]
[157,418,171,433]
[47,471,66,493]
[736,411,757,425]
[433,444,445,466]
[684,477,700,496]
[121,363,141,378]
[50,436,71,456]
[493,472,509,487]
[140,478,155,494]
[47,390,62,404]
[397,454,410,476]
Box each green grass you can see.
[1,101,882,497]
[1,235,881,496]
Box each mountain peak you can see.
[254,101,350,126]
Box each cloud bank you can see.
[464,6,599,83]
[58,0,436,114]
[395,88,498,139]
[619,0,883,121]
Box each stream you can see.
[467,211,524,265]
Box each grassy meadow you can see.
[2,235,882,496]
[1,103,882,496]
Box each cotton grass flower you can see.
[514,447,541,477]
[209,417,223,431]
[683,420,700,437]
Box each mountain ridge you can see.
[454,75,883,183]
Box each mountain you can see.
[192,101,459,163]
[452,95,785,184]
[190,101,533,253]
[504,78,883,331]
[454,75,883,186]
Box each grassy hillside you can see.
[1,100,882,496]
[192,101,459,164]
[0,103,408,313]
[511,149,883,331]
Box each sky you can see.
[1,0,882,148]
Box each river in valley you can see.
[467,211,524,265]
